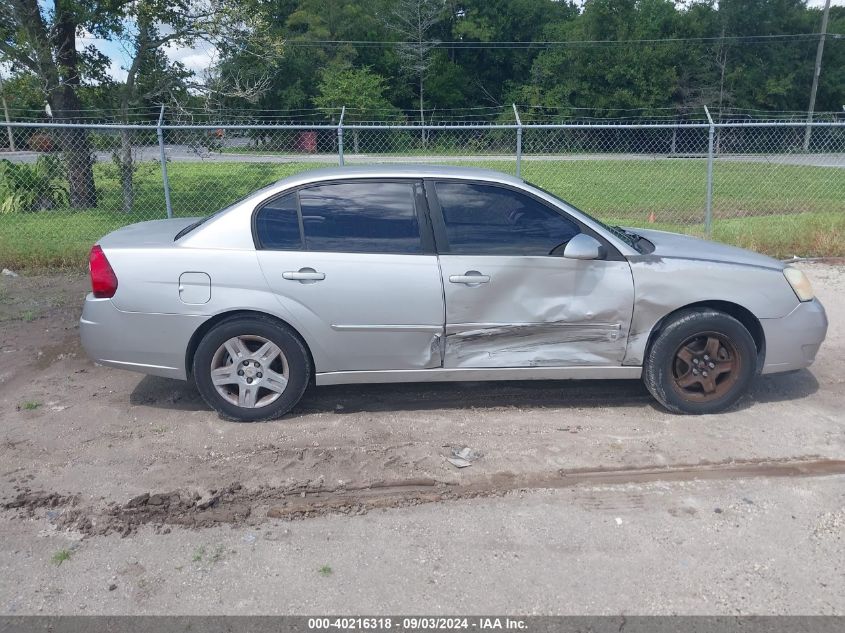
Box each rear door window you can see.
[298,182,423,254]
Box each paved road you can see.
[3,147,844,168]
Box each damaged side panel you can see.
[439,255,635,368]
[623,257,801,366]
[446,321,622,367]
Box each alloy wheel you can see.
[209,335,289,408]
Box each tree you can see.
[715,0,812,112]
[383,0,445,140]
[314,65,399,151]
[108,0,281,211]
[450,0,576,107]
[112,0,212,212]
[0,0,121,208]
[525,0,682,116]
[813,7,845,113]
[210,0,390,115]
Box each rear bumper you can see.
[80,294,207,381]
[760,298,828,374]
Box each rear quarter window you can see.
[255,193,302,249]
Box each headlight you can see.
[783,266,814,302]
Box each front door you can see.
[255,180,445,372]
[426,180,635,368]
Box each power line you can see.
[279,33,843,48]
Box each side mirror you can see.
[562,234,605,260]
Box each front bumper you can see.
[80,294,208,380]
[760,298,828,374]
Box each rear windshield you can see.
[174,183,279,241]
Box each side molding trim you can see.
[315,366,642,386]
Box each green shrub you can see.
[0,156,70,213]
[90,132,121,151]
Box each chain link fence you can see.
[1,112,843,267]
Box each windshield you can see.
[525,181,647,253]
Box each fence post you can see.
[337,106,346,167]
[704,106,715,238]
[156,105,173,219]
[512,103,522,178]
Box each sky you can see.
[78,33,219,84]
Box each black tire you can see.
[193,315,311,422]
[643,308,757,415]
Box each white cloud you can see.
[163,41,219,77]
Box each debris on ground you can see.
[2,268,19,277]
[447,446,483,469]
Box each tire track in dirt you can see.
[3,456,844,539]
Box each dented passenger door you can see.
[426,180,635,368]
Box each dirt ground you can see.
[0,263,843,614]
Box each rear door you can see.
[255,179,445,372]
[427,180,635,368]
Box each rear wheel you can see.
[644,309,757,414]
[193,316,311,422]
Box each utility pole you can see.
[804,0,832,151]
[0,71,15,152]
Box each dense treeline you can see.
[207,0,845,120]
[2,0,844,123]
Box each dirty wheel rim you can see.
[210,335,289,408]
[670,331,741,402]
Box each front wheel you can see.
[644,309,757,415]
[193,316,311,422]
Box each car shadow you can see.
[743,368,820,407]
[129,369,819,417]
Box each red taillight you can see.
[89,245,118,298]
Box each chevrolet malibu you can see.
[80,165,827,421]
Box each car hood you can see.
[628,227,784,270]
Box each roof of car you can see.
[272,164,525,188]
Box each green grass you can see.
[20,401,41,410]
[191,543,228,565]
[1,158,842,269]
[51,549,72,565]
[318,564,333,576]
[521,159,845,219]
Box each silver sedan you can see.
[80,165,828,421]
